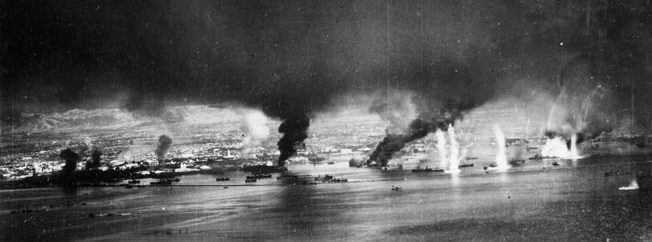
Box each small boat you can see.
[124,184,134,189]
[552,161,559,166]
[391,186,402,191]
[215,177,230,181]
[327,161,335,165]
[458,163,474,168]
[245,177,257,183]
[128,179,140,184]
[511,159,526,164]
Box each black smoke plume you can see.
[3,1,652,164]
[369,108,463,166]
[60,148,80,174]
[86,149,102,170]
[155,135,172,162]
[277,115,310,166]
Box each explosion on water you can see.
[493,124,510,172]
[541,133,582,160]
[435,128,447,169]
[446,124,461,174]
[619,179,640,191]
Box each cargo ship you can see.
[241,165,288,173]
[411,166,444,173]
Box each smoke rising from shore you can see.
[369,109,462,166]
[239,109,271,154]
[155,135,172,162]
[369,91,418,134]
[3,1,652,164]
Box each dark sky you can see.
[2,0,652,134]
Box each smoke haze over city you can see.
[4,1,652,241]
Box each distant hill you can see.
[0,105,253,134]
[14,113,66,132]
[1,109,141,133]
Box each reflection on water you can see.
[3,154,652,241]
[450,173,461,187]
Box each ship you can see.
[458,163,474,168]
[247,174,272,179]
[215,177,230,181]
[241,165,288,173]
[245,177,257,183]
[411,166,444,173]
[315,174,348,183]
[278,173,318,185]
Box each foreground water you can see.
[3,155,652,241]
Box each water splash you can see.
[568,134,582,159]
[541,134,583,159]
[619,179,639,190]
[446,124,461,174]
[493,124,510,172]
[435,128,447,169]
[450,172,460,187]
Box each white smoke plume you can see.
[239,109,271,153]
[369,90,418,134]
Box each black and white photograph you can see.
[2,0,652,241]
